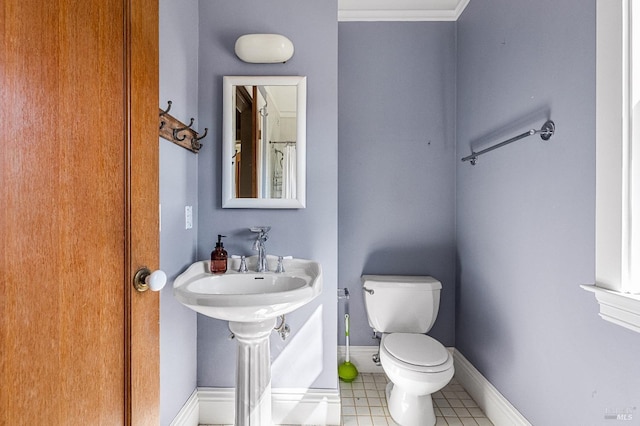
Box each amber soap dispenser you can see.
[211,234,228,274]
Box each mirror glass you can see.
[222,76,306,208]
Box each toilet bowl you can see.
[362,275,454,426]
[380,333,454,426]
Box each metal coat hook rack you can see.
[461,120,556,165]
[158,101,207,153]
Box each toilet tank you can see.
[362,275,442,333]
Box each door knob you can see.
[133,267,167,292]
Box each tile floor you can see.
[339,373,494,426]
[204,373,493,426]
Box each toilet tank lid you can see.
[361,275,441,290]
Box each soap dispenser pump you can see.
[211,234,228,274]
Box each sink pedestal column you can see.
[229,318,277,426]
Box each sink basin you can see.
[173,255,322,322]
[175,255,323,425]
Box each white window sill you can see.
[581,285,640,333]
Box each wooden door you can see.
[0,0,159,424]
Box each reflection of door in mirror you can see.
[234,85,258,198]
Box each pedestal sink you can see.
[174,255,322,426]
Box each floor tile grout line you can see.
[339,373,493,426]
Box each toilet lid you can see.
[383,333,449,367]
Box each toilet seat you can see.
[382,333,452,373]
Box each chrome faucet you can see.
[250,226,271,272]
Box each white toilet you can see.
[362,275,454,426]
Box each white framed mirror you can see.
[222,76,307,208]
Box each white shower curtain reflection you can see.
[283,144,296,199]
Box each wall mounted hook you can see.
[190,127,208,151]
[159,100,172,116]
[173,117,194,141]
[159,101,172,130]
[196,127,208,141]
[158,102,203,154]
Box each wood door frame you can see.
[125,0,160,423]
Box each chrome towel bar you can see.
[461,120,555,165]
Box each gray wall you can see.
[338,22,457,347]
[159,0,200,424]
[158,1,640,423]
[196,0,339,389]
[456,0,640,423]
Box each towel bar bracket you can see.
[539,120,555,141]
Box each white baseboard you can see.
[172,387,341,426]
[169,388,199,426]
[453,349,531,426]
[337,345,383,373]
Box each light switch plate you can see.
[185,206,193,229]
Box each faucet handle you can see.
[231,255,249,273]
[238,256,248,273]
[275,256,285,273]
[250,226,271,237]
